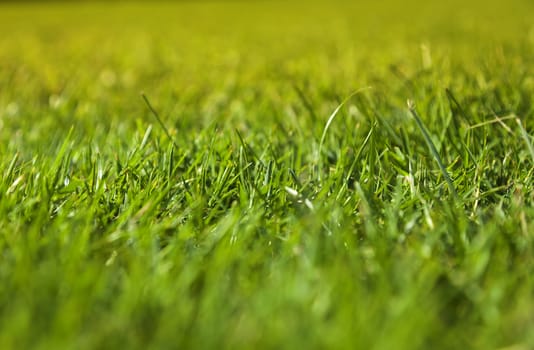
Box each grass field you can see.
[1,1,534,349]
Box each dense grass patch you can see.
[1,1,533,349]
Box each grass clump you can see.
[0,1,533,349]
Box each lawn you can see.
[0,1,533,349]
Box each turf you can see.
[0,1,533,349]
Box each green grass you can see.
[1,1,534,349]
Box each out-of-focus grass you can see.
[0,1,533,349]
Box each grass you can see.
[0,1,533,349]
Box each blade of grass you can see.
[141,93,179,150]
[516,117,534,164]
[319,87,371,155]
[318,87,371,180]
[293,83,318,123]
[407,100,458,199]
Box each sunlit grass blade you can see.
[318,87,371,180]
[319,87,372,155]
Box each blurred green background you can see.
[1,0,533,148]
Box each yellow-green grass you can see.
[0,1,533,349]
